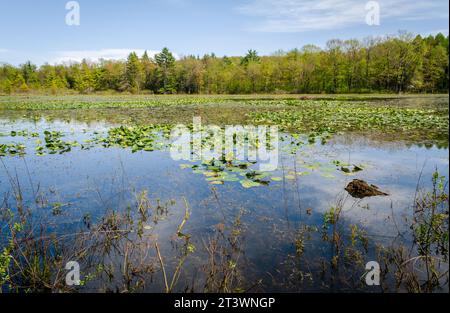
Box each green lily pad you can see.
[240,180,261,188]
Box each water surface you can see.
[0,96,448,292]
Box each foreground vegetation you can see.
[0,170,447,293]
[0,32,448,95]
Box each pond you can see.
[0,95,448,293]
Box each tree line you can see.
[1,32,448,95]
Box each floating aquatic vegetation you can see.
[248,100,449,144]
[240,180,263,188]
[0,95,234,110]
[179,158,271,188]
[96,125,172,153]
[0,143,26,157]
[40,130,80,155]
[332,160,364,175]
[10,130,39,138]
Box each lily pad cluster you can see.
[37,131,80,155]
[249,100,449,144]
[10,130,39,138]
[332,160,364,175]
[0,143,26,157]
[180,158,272,188]
[96,125,172,153]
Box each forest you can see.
[0,32,448,95]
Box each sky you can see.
[0,0,448,65]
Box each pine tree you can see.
[125,52,143,93]
[155,47,176,93]
[241,50,260,66]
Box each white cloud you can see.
[50,49,161,64]
[0,48,8,53]
[236,0,449,32]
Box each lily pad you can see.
[240,180,262,188]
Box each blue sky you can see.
[0,0,448,65]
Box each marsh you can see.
[0,94,448,293]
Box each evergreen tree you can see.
[155,47,176,93]
[125,52,143,93]
[241,49,260,66]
